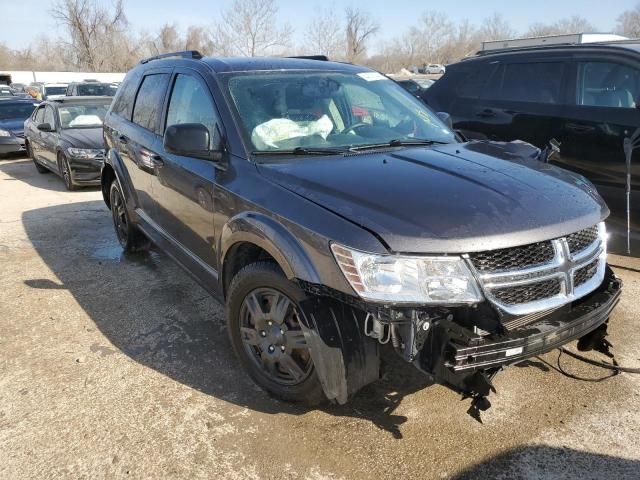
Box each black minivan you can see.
[423,41,640,254]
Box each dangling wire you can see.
[622,128,640,255]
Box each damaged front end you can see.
[296,223,623,415]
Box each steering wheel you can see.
[340,122,370,135]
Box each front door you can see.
[152,71,220,269]
[40,105,58,167]
[555,58,640,245]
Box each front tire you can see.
[58,153,76,190]
[108,181,149,253]
[226,261,326,405]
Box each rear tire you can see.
[108,180,149,253]
[226,261,326,405]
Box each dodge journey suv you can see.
[101,51,621,412]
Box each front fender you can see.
[220,211,322,285]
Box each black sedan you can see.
[0,98,39,157]
[24,96,111,190]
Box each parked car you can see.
[0,98,38,157]
[0,86,15,97]
[29,82,68,100]
[415,78,434,89]
[422,40,640,250]
[24,96,110,189]
[100,51,620,412]
[424,63,446,74]
[396,78,428,97]
[10,83,26,93]
[66,81,118,97]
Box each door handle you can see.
[566,123,595,133]
[476,109,496,118]
[138,148,163,170]
[118,135,128,146]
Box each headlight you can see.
[0,129,11,137]
[67,148,104,159]
[331,244,483,304]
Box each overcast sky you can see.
[2,0,638,51]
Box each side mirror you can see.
[163,123,222,161]
[436,112,453,130]
[37,122,54,132]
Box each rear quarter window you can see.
[111,69,143,120]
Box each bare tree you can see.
[617,4,640,38]
[51,0,128,71]
[184,26,216,54]
[527,16,596,37]
[345,7,379,62]
[306,6,343,58]
[153,23,182,54]
[219,0,292,56]
[478,13,515,42]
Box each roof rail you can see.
[286,55,329,61]
[139,50,203,64]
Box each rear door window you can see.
[484,62,565,104]
[576,61,640,108]
[132,73,170,134]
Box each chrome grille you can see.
[574,259,599,287]
[468,223,606,315]
[492,279,562,305]
[469,241,555,273]
[567,225,599,254]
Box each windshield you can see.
[77,83,117,96]
[222,70,455,153]
[59,103,108,129]
[45,86,67,96]
[0,103,36,120]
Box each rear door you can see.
[151,69,221,269]
[554,54,640,242]
[107,69,171,220]
[470,58,568,147]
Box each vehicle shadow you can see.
[22,200,431,438]
[0,157,99,192]
[451,445,640,479]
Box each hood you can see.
[257,142,609,254]
[60,128,104,149]
[0,118,27,134]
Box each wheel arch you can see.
[220,212,322,299]
[101,149,137,214]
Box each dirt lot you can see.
[1,156,639,479]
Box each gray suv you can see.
[101,51,622,413]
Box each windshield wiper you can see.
[251,146,345,156]
[349,138,449,152]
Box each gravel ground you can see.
[1,156,639,480]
